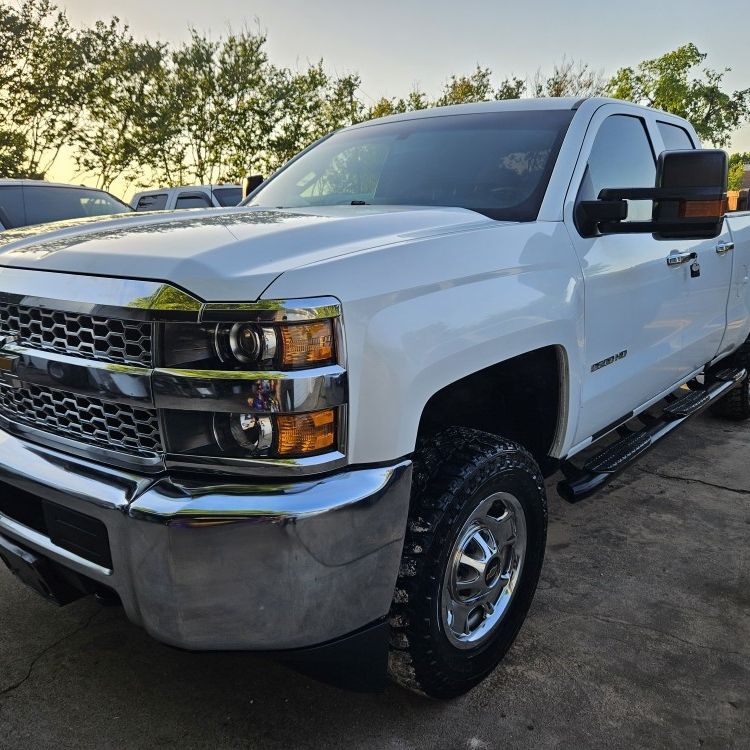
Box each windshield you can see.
[246,110,574,221]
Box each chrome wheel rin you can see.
[441,491,527,649]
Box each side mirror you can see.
[576,149,727,240]
[242,174,264,200]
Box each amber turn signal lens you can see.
[679,199,725,218]
[276,409,336,456]
[280,321,334,368]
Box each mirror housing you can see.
[242,174,264,200]
[577,149,727,240]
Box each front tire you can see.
[712,377,750,420]
[388,428,547,698]
[711,339,750,420]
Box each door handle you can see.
[716,240,735,254]
[666,250,697,266]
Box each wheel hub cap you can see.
[441,491,527,649]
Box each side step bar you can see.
[557,367,746,503]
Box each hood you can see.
[0,205,496,301]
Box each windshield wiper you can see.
[350,200,369,205]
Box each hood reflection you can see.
[0,208,313,259]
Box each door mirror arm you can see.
[575,199,627,237]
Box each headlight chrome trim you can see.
[201,297,341,323]
[152,364,347,413]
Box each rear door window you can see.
[657,122,695,150]
[212,187,242,206]
[135,193,168,211]
[175,192,213,209]
[0,186,26,228]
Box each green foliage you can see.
[0,0,87,178]
[74,19,168,189]
[435,66,495,106]
[0,6,747,191]
[607,43,750,147]
[531,58,606,98]
[729,152,750,191]
[0,130,28,178]
[365,89,429,119]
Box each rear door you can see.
[651,120,734,368]
[565,105,730,444]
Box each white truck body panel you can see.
[0,97,747,466]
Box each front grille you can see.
[0,382,162,454]
[0,302,153,366]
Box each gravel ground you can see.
[0,412,748,749]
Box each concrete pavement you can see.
[0,412,748,749]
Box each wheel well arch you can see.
[416,345,567,475]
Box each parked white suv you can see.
[131,184,242,211]
[0,180,131,230]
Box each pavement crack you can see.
[0,608,101,699]
[588,613,750,660]
[636,467,750,496]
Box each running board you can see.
[557,367,746,503]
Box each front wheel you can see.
[712,377,750,420]
[388,428,547,698]
[711,339,750,421]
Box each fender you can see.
[264,219,585,464]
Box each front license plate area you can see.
[0,534,82,605]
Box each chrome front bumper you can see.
[0,428,412,650]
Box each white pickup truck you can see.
[0,97,748,698]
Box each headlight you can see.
[166,407,340,460]
[228,413,274,451]
[161,319,335,370]
[214,322,278,365]
[155,297,346,470]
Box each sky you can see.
[52,0,750,193]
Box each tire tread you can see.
[388,427,546,698]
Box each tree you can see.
[494,76,526,101]
[435,66,495,106]
[0,131,28,178]
[213,29,282,181]
[729,152,750,191]
[268,63,365,170]
[607,43,750,147]
[366,89,429,119]
[0,0,86,178]
[74,20,168,190]
[531,58,606,98]
[169,32,224,184]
